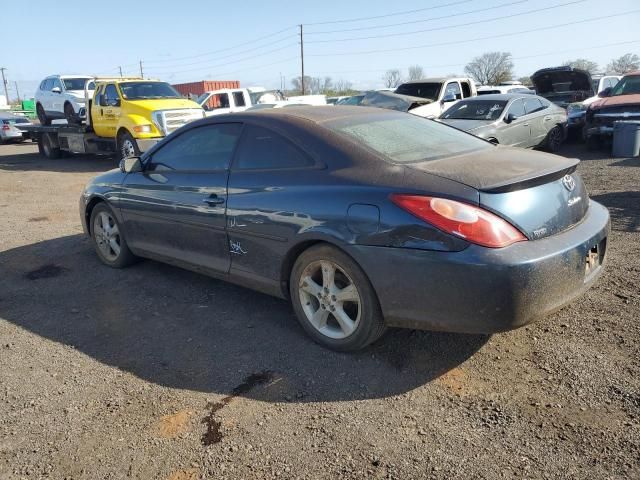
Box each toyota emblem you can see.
[562,174,576,192]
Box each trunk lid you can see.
[531,67,594,107]
[405,146,589,239]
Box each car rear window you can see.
[2,118,29,124]
[327,112,490,163]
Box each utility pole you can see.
[139,60,144,79]
[119,66,123,77]
[0,68,9,104]
[299,24,305,95]
[14,82,20,102]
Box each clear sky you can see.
[2,0,639,99]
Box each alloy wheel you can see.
[549,127,562,150]
[298,260,361,339]
[93,211,121,261]
[121,139,136,159]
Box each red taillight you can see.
[1,124,9,131]
[390,194,527,248]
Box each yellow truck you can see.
[22,77,205,159]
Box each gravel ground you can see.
[0,140,638,480]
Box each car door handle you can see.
[203,194,225,206]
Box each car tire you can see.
[64,102,79,125]
[38,133,61,159]
[117,131,140,160]
[545,125,563,153]
[89,203,137,268]
[289,244,386,351]
[36,103,51,126]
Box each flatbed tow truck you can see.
[19,76,204,159]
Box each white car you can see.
[477,85,534,95]
[395,77,477,118]
[0,113,33,143]
[35,75,95,125]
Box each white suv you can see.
[35,75,95,125]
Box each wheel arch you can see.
[84,196,106,235]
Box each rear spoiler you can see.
[480,158,579,193]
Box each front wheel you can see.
[117,131,140,160]
[290,244,386,351]
[64,102,79,125]
[36,103,50,126]
[90,203,137,268]
[545,125,564,152]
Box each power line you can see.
[143,26,297,65]
[308,9,640,57]
[169,56,299,84]
[304,0,473,26]
[306,0,586,44]
[145,44,298,76]
[305,0,526,35]
[141,35,296,71]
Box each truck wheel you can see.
[39,133,61,159]
[64,103,79,125]
[36,104,51,126]
[118,131,140,160]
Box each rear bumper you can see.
[346,200,610,334]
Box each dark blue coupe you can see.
[80,106,609,351]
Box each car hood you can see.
[405,145,578,191]
[438,119,493,132]
[87,168,126,187]
[531,68,593,94]
[589,94,640,110]
[126,98,202,111]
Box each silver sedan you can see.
[438,94,567,152]
[0,113,32,143]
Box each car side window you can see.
[94,85,104,106]
[104,84,120,105]
[524,97,545,114]
[39,79,48,90]
[211,93,230,110]
[51,78,63,91]
[609,77,619,89]
[147,124,242,172]
[232,91,246,107]
[444,82,462,99]
[507,99,526,118]
[233,125,314,170]
[42,79,53,91]
[461,81,472,98]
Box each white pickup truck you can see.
[395,77,477,118]
[197,88,286,116]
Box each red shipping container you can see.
[173,80,240,104]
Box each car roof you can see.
[400,78,449,84]
[233,105,393,124]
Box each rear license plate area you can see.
[585,238,606,280]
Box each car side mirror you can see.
[120,156,143,173]
[442,93,456,103]
[598,87,612,98]
[504,113,516,124]
[51,87,62,94]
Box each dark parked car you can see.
[531,66,594,109]
[80,107,610,351]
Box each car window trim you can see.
[145,122,244,173]
[229,122,324,172]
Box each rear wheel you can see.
[545,125,564,152]
[290,244,386,351]
[38,133,61,159]
[117,131,140,160]
[90,203,137,268]
[36,103,50,126]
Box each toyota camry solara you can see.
[80,106,610,351]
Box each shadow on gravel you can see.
[0,147,116,173]
[610,157,640,168]
[0,235,488,403]
[591,191,640,233]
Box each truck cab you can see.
[90,78,204,157]
[395,77,477,118]
[197,88,285,116]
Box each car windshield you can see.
[327,112,490,163]
[395,82,442,100]
[610,76,640,96]
[63,78,92,90]
[441,100,507,120]
[119,82,182,100]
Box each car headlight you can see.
[133,124,153,133]
[567,103,587,113]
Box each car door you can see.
[50,77,65,114]
[119,123,242,273]
[101,84,122,138]
[500,99,531,147]
[90,85,106,134]
[41,78,55,113]
[441,81,462,115]
[226,123,321,286]
[523,97,549,146]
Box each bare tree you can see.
[562,58,599,74]
[407,65,424,81]
[382,69,403,88]
[334,79,353,94]
[291,76,313,95]
[607,53,640,74]
[517,76,531,86]
[464,52,514,85]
